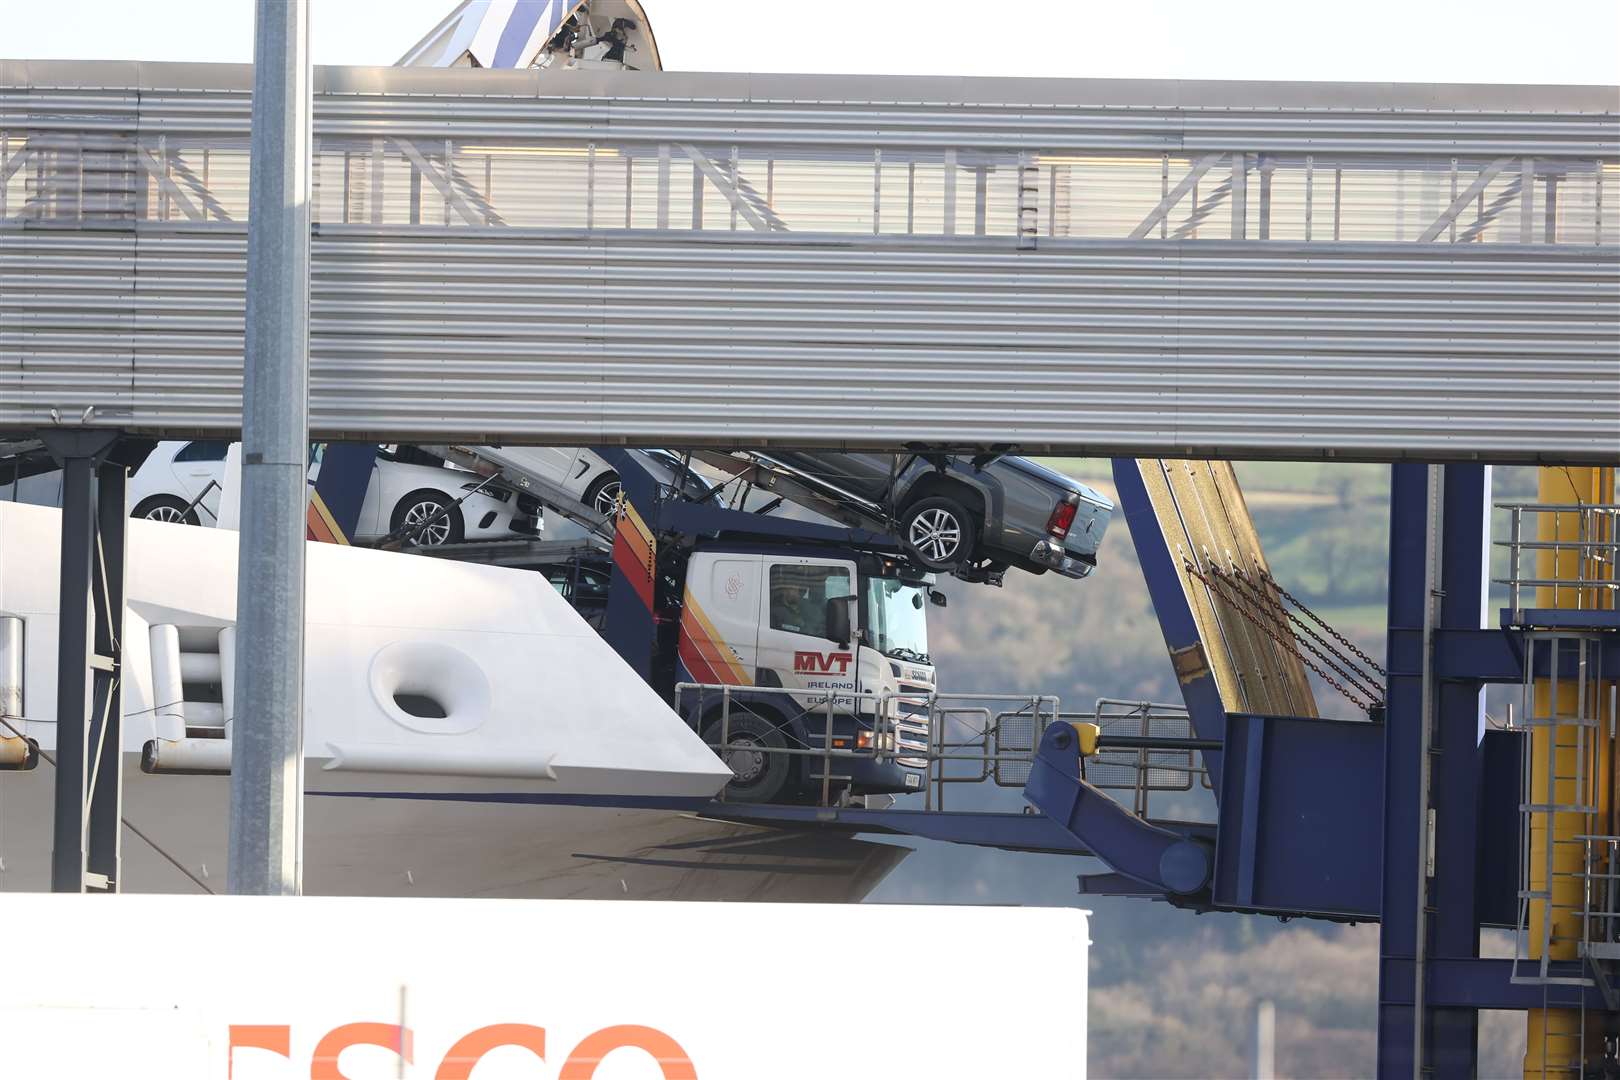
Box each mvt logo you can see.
[793,651,852,675]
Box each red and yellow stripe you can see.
[305,491,350,545]
[677,591,752,686]
[610,499,657,611]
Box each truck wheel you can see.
[900,496,977,571]
[703,713,791,803]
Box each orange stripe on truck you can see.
[305,491,349,545]
[680,593,752,686]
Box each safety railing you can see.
[1580,834,1620,1011]
[915,693,1062,811]
[1495,503,1620,627]
[1069,698,1208,818]
[5,125,1616,246]
[674,682,1067,809]
[675,682,927,808]
[673,682,1218,819]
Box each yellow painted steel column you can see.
[1524,465,1616,1080]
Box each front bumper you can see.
[818,754,924,796]
[1029,538,1097,579]
[801,722,926,796]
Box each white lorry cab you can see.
[670,543,939,802]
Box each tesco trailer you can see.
[0,894,1090,1079]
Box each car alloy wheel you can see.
[907,507,963,565]
[592,480,623,516]
[402,499,453,546]
[145,504,191,523]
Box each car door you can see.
[754,557,859,715]
[169,440,230,522]
[681,553,762,688]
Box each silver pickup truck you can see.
[757,451,1113,582]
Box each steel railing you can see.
[674,683,1216,818]
[1494,503,1620,627]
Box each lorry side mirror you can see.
[929,589,947,609]
[825,596,854,647]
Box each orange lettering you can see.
[435,1023,547,1079]
[229,1025,290,1080]
[310,1022,413,1080]
[559,1025,697,1080]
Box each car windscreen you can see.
[863,575,930,664]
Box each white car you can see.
[129,441,525,546]
[489,446,723,516]
[126,439,232,525]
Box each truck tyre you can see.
[390,489,464,547]
[584,472,622,517]
[702,713,791,803]
[131,494,202,526]
[900,496,977,571]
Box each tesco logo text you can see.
[229,1022,696,1079]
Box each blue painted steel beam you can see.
[593,447,664,681]
[1213,713,1382,918]
[1428,627,1619,682]
[1427,463,1490,1075]
[308,442,378,544]
[1377,464,1496,1077]
[1110,458,1228,791]
[1377,462,1430,1077]
[1024,721,1212,895]
[1382,958,1609,1011]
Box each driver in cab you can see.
[770,580,824,638]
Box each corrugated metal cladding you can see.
[1,63,1617,462]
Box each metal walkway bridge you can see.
[2,62,1616,462]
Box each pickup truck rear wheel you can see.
[900,496,976,571]
[702,713,791,803]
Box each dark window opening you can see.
[394,692,448,719]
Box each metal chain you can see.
[1184,560,1377,712]
[1208,564,1383,709]
[1260,569,1387,677]
[1223,565,1386,696]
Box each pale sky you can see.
[4,0,1619,85]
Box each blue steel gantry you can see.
[712,459,1618,1079]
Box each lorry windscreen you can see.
[864,575,930,664]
